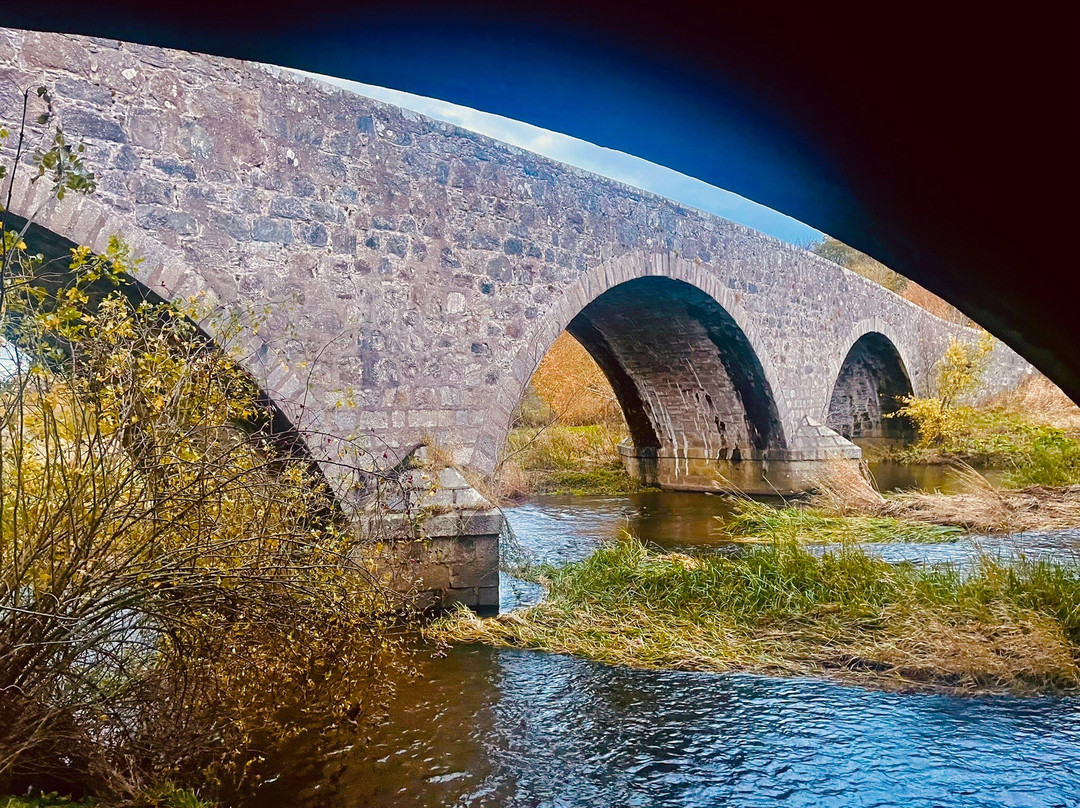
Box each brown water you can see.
[866,460,1009,494]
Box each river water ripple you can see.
[333,645,1080,808]
[259,485,1080,807]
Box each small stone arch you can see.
[825,330,916,443]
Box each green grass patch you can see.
[505,424,624,470]
[435,535,1080,694]
[1,784,212,808]
[722,499,964,544]
[533,465,636,496]
[1,797,94,808]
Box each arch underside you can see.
[565,276,784,467]
[4,213,326,491]
[826,332,915,443]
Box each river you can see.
[254,464,1080,807]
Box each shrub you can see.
[0,86,413,803]
[892,332,994,447]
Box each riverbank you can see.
[875,375,1080,488]
[436,534,1080,695]
[495,424,639,498]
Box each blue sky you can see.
[291,70,825,248]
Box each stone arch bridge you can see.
[2,29,1032,503]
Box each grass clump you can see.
[722,499,964,544]
[435,535,1080,694]
[807,459,1080,533]
[1,784,211,808]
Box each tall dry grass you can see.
[808,459,1080,533]
[500,332,634,498]
[495,423,631,500]
[989,373,1080,434]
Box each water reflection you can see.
[866,460,1009,494]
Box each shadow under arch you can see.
[3,212,335,503]
[502,274,788,491]
[566,276,784,457]
[825,331,916,444]
[472,252,795,482]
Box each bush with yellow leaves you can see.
[891,331,994,446]
[0,87,414,805]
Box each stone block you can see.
[457,512,504,536]
[443,587,479,609]
[474,535,500,569]
[419,513,461,538]
[252,216,292,244]
[268,196,306,219]
[452,487,491,508]
[135,205,197,235]
[438,467,469,489]
[416,562,450,590]
[449,565,482,589]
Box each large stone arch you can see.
[3,189,333,479]
[472,250,793,491]
[825,329,916,444]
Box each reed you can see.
[722,499,965,544]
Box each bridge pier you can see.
[354,449,502,614]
